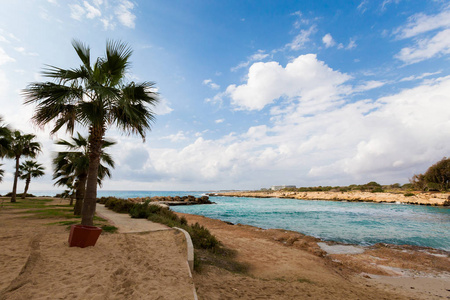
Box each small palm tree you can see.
[0,116,11,158]
[0,164,4,183]
[6,131,42,202]
[53,133,115,215]
[24,40,158,225]
[18,160,45,198]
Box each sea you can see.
[12,190,450,252]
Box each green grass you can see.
[22,207,78,219]
[101,225,118,233]
[0,198,53,209]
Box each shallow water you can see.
[170,196,450,251]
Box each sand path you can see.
[96,204,170,233]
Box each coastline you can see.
[212,190,450,206]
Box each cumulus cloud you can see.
[225,54,351,111]
[322,33,335,48]
[140,75,450,188]
[215,119,225,124]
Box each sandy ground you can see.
[0,200,195,300]
[215,190,450,206]
[1,198,449,299]
[177,212,450,300]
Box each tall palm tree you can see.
[53,132,115,215]
[7,131,42,202]
[18,160,45,198]
[23,40,158,225]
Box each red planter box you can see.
[68,224,102,248]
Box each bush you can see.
[187,222,219,250]
[104,197,135,213]
[404,193,415,197]
[4,192,35,197]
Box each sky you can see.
[0,0,450,192]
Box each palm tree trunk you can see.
[74,174,87,216]
[22,176,31,199]
[81,127,104,226]
[11,155,20,203]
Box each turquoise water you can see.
[14,190,449,251]
[171,195,450,252]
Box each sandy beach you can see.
[214,190,450,206]
[1,197,449,299]
[0,198,195,300]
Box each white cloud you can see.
[380,0,401,11]
[160,131,188,142]
[286,25,316,50]
[225,54,351,111]
[115,0,136,28]
[395,8,450,39]
[153,98,173,115]
[69,4,85,20]
[322,33,335,48]
[354,80,386,92]
[357,0,369,13]
[400,71,441,82]
[0,47,15,65]
[231,50,269,72]
[346,39,357,49]
[83,1,101,19]
[202,79,220,90]
[396,28,450,64]
[69,0,136,30]
[394,7,450,64]
[215,119,224,124]
[143,75,450,188]
[14,47,38,56]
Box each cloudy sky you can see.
[0,0,449,192]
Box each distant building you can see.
[270,185,296,191]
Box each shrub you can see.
[404,193,415,197]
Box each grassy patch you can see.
[46,220,80,226]
[0,198,53,209]
[22,207,77,219]
[101,225,118,234]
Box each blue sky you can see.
[0,0,450,192]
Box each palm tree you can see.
[0,116,11,158]
[0,164,4,183]
[7,131,42,202]
[18,160,45,198]
[23,40,158,225]
[53,132,115,215]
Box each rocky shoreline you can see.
[209,191,450,206]
[127,195,214,206]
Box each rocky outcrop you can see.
[128,195,213,206]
